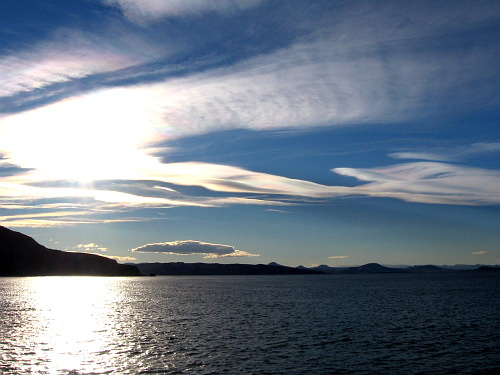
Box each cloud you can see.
[472,251,488,255]
[103,0,261,23]
[1,1,499,229]
[73,243,108,252]
[389,143,500,162]
[98,254,136,262]
[328,256,349,259]
[96,1,499,136]
[115,40,414,136]
[333,162,500,205]
[71,251,136,262]
[145,162,351,197]
[389,152,456,162]
[131,240,260,258]
[266,209,289,214]
[1,158,500,229]
[0,31,149,101]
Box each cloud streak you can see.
[389,143,500,162]
[103,0,261,24]
[131,240,259,258]
[1,157,500,229]
[333,162,500,205]
[73,243,108,252]
[472,251,488,255]
[0,31,150,101]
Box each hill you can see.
[0,226,140,276]
[305,263,407,274]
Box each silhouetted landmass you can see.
[344,263,407,273]
[406,265,456,273]
[0,226,140,276]
[302,263,499,274]
[439,264,488,270]
[300,264,339,273]
[305,263,406,274]
[267,262,286,267]
[134,262,325,276]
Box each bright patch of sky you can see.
[0,0,499,266]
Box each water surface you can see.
[1,273,499,374]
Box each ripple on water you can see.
[0,274,499,374]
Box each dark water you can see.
[0,273,499,374]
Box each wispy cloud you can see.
[389,143,500,162]
[93,1,499,136]
[472,250,488,255]
[69,251,136,262]
[0,31,150,101]
[1,158,500,229]
[103,0,261,24]
[131,240,260,258]
[0,214,154,228]
[4,0,495,132]
[328,256,349,259]
[333,162,500,205]
[265,209,289,214]
[104,255,137,262]
[0,1,499,230]
[388,152,456,162]
[73,243,108,252]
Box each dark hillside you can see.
[0,226,140,276]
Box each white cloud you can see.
[93,0,499,136]
[328,256,349,259]
[1,158,500,229]
[103,0,261,23]
[265,209,289,214]
[389,143,500,162]
[0,1,499,229]
[0,31,150,99]
[131,240,259,258]
[38,15,493,145]
[389,152,456,162]
[472,251,488,255]
[333,162,500,205]
[99,254,136,262]
[144,162,351,197]
[74,243,108,252]
[123,40,413,136]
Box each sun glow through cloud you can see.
[0,88,160,183]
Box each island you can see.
[0,226,140,276]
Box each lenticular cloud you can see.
[131,240,259,258]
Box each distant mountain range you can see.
[297,262,500,274]
[0,226,140,276]
[133,261,499,276]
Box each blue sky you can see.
[0,0,499,266]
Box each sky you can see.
[0,0,499,267]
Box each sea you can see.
[0,273,499,374]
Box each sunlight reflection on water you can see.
[1,277,140,374]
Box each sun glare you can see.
[0,88,160,183]
[25,277,124,374]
